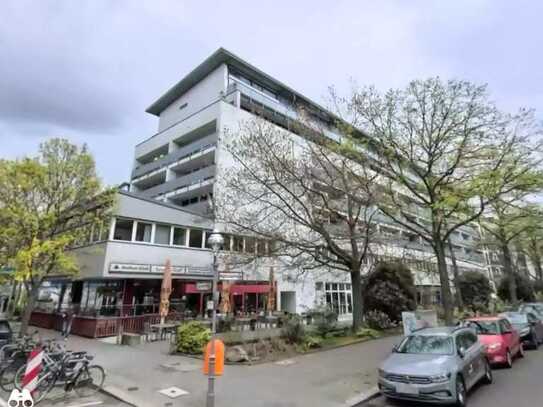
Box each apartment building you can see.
[127,48,491,317]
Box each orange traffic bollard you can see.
[203,339,225,376]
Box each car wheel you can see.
[455,375,467,407]
[518,343,525,358]
[482,359,493,384]
[505,350,513,368]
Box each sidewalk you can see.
[38,329,395,407]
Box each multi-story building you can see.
[31,49,494,336]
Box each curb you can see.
[344,386,380,406]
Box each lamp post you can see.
[206,228,224,407]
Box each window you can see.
[323,282,352,315]
[233,236,244,252]
[135,222,152,242]
[154,224,171,245]
[172,227,187,246]
[113,218,133,241]
[189,229,204,248]
[204,230,212,249]
[222,235,232,251]
[245,238,256,254]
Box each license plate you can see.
[396,383,419,395]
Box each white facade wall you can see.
[157,65,228,132]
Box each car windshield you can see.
[468,321,500,335]
[397,335,454,355]
[505,313,527,324]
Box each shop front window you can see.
[80,281,122,316]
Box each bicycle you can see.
[14,341,105,404]
[0,333,40,392]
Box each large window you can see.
[172,227,187,246]
[113,218,133,241]
[154,224,171,245]
[189,229,204,248]
[323,282,352,315]
[135,222,152,242]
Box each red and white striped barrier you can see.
[22,347,44,395]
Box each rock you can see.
[226,345,249,362]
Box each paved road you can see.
[357,346,543,407]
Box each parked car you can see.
[519,303,543,319]
[0,319,12,347]
[501,311,543,349]
[466,317,523,368]
[378,326,492,406]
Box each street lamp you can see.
[206,228,224,407]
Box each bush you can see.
[302,335,322,350]
[458,271,492,311]
[281,316,305,344]
[364,310,396,330]
[498,274,535,303]
[176,321,211,354]
[364,262,417,322]
[309,306,338,337]
[355,328,382,339]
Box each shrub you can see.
[355,328,381,339]
[498,274,535,303]
[281,316,305,344]
[302,335,322,350]
[364,262,417,322]
[310,306,338,337]
[176,321,211,354]
[364,310,396,330]
[458,271,492,311]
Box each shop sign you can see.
[219,272,243,281]
[109,263,150,273]
[196,282,212,291]
[150,265,213,276]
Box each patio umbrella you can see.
[220,282,232,315]
[159,259,173,324]
[267,267,276,314]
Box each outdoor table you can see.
[150,322,179,340]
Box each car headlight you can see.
[430,373,451,383]
[488,343,502,351]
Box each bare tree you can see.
[216,117,384,330]
[340,78,543,324]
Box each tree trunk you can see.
[502,243,517,304]
[447,238,464,312]
[533,255,543,281]
[350,269,364,331]
[19,282,41,338]
[435,240,455,325]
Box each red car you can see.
[466,317,524,368]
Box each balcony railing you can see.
[141,165,216,197]
[132,133,218,179]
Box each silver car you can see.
[378,326,492,406]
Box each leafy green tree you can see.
[498,273,535,303]
[518,211,543,281]
[0,139,115,335]
[363,262,417,322]
[341,79,543,324]
[457,271,492,311]
[481,202,543,303]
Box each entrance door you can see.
[280,291,296,313]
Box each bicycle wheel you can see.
[74,365,105,398]
[14,364,56,404]
[0,358,22,392]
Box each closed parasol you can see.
[159,259,173,323]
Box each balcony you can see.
[141,165,216,198]
[132,133,218,179]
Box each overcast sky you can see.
[1,0,542,185]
